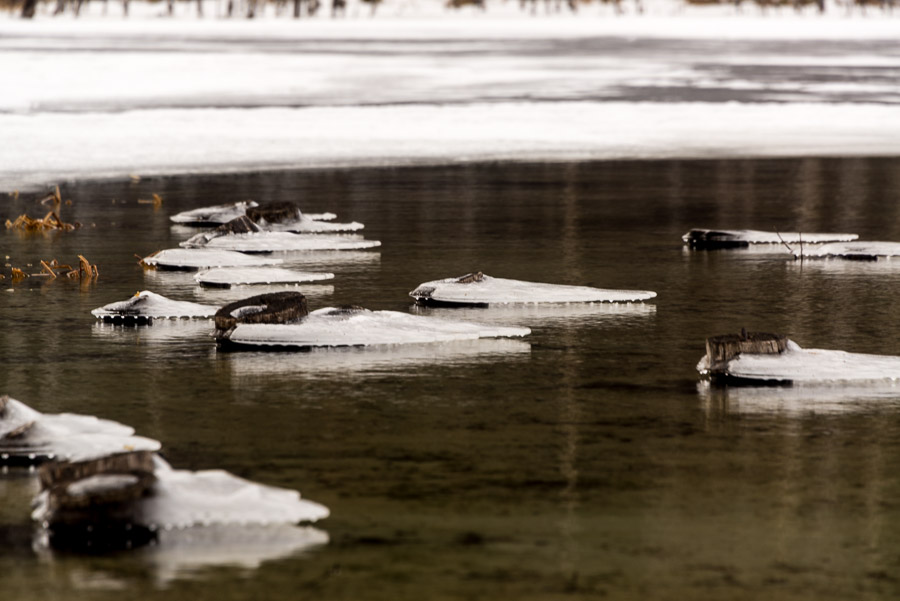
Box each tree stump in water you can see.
[705,331,788,374]
[215,291,309,341]
[455,271,484,284]
[246,202,302,225]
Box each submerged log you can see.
[683,229,750,250]
[215,292,309,339]
[246,202,302,225]
[705,330,788,374]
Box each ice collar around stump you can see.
[704,330,788,376]
[0,394,36,439]
[215,291,309,340]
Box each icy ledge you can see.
[0,396,161,464]
[793,241,900,261]
[683,229,858,249]
[91,291,218,320]
[181,232,381,253]
[142,248,284,270]
[195,267,334,288]
[409,273,656,306]
[697,340,900,383]
[223,307,530,350]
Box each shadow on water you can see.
[3,157,900,599]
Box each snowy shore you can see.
[1,7,899,190]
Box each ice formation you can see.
[697,339,900,383]
[91,291,218,320]
[180,232,380,253]
[221,307,531,350]
[257,215,364,234]
[409,273,656,306]
[170,201,259,226]
[0,396,161,464]
[683,229,858,249]
[142,248,284,270]
[794,241,900,260]
[195,267,335,288]
[31,454,329,530]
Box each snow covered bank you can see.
[1,14,898,190]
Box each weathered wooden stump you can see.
[705,330,788,374]
[246,202,302,225]
[38,450,159,551]
[215,291,309,341]
[455,271,484,284]
[683,230,749,250]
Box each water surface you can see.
[3,157,900,600]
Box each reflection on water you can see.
[4,157,900,600]
[33,525,328,590]
[191,284,335,305]
[219,338,531,381]
[698,380,900,416]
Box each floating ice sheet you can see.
[195,267,334,288]
[261,216,364,234]
[794,241,900,260]
[31,454,329,529]
[683,228,858,248]
[223,307,531,350]
[410,301,656,327]
[409,274,656,306]
[0,397,161,464]
[697,340,900,383]
[180,232,381,253]
[91,291,218,320]
[170,201,258,225]
[143,249,284,270]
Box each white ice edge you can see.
[0,398,161,462]
[170,201,258,224]
[91,290,219,319]
[410,274,656,304]
[263,218,365,234]
[793,241,900,259]
[143,248,285,269]
[195,267,335,286]
[181,232,381,252]
[226,307,531,348]
[698,340,900,383]
[683,229,859,244]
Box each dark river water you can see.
[3,157,900,600]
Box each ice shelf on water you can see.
[195,267,334,288]
[143,248,285,270]
[0,397,161,464]
[259,216,364,234]
[409,273,656,306]
[794,241,900,260]
[91,290,218,319]
[683,228,858,248]
[222,307,531,350]
[31,454,330,529]
[180,232,381,253]
[410,301,656,327]
[697,340,900,383]
[170,201,258,226]
[170,201,338,226]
